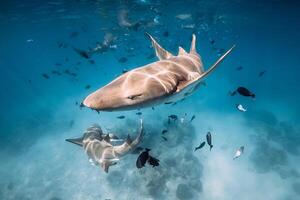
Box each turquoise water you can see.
[0,0,300,199]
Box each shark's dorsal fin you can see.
[178,46,187,55]
[145,32,173,60]
[190,34,197,54]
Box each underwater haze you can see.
[1,0,300,199]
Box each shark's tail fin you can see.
[65,137,84,147]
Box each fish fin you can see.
[198,45,235,80]
[189,34,197,53]
[178,46,187,55]
[145,32,173,60]
[101,162,110,173]
[65,137,83,147]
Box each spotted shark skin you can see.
[83,33,235,111]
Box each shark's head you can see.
[82,74,149,111]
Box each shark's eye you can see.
[127,93,143,100]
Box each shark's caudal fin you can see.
[65,137,84,147]
[199,45,236,80]
[145,32,173,60]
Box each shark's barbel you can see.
[83,33,235,111]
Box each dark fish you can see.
[148,156,159,167]
[64,69,70,74]
[136,148,150,168]
[161,136,167,141]
[51,70,61,75]
[122,69,129,74]
[55,63,62,66]
[152,107,155,110]
[236,87,255,98]
[168,115,178,120]
[57,41,68,48]
[118,57,128,63]
[206,132,213,151]
[259,70,267,77]
[194,141,206,151]
[161,129,168,134]
[136,112,142,115]
[69,31,79,38]
[69,120,74,127]
[190,115,196,122]
[85,85,91,89]
[136,148,159,168]
[75,101,78,105]
[73,47,91,59]
[70,72,77,77]
[236,66,243,71]
[89,60,95,64]
[42,73,49,79]
[209,38,215,45]
[117,115,125,119]
[163,31,169,37]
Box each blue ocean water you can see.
[0,0,300,199]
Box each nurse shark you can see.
[83,33,235,111]
[66,120,144,173]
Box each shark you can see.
[66,120,144,173]
[82,33,235,111]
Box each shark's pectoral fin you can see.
[65,137,84,147]
[101,162,110,173]
[198,45,235,80]
[145,32,173,60]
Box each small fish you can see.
[161,136,168,141]
[55,63,62,66]
[70,72,77,77]
[64,69,71,74]
[42,73,49,79]
[168,115,178,120]
[194,141,206,151]
[136,148,150,168]
[190,115,195,122]
[236,66,243,71]
[258,70,267,77]
[89,60,95,64]
[117,115,125,119]
[51,70,61,75]
[73,47,91,59]
[236,104,247,112]
[206,132,213,151]
[209,38,215,45]
[69,31,79,38]
[118,57,128,63]
[236,87,255,98]
[176,13,192,20]
[161,129,168,134]
[136,112,142,116]
[85,85,91,89]
[233,146,244,160]
[163,31,169,37]
[26,39,34,43]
